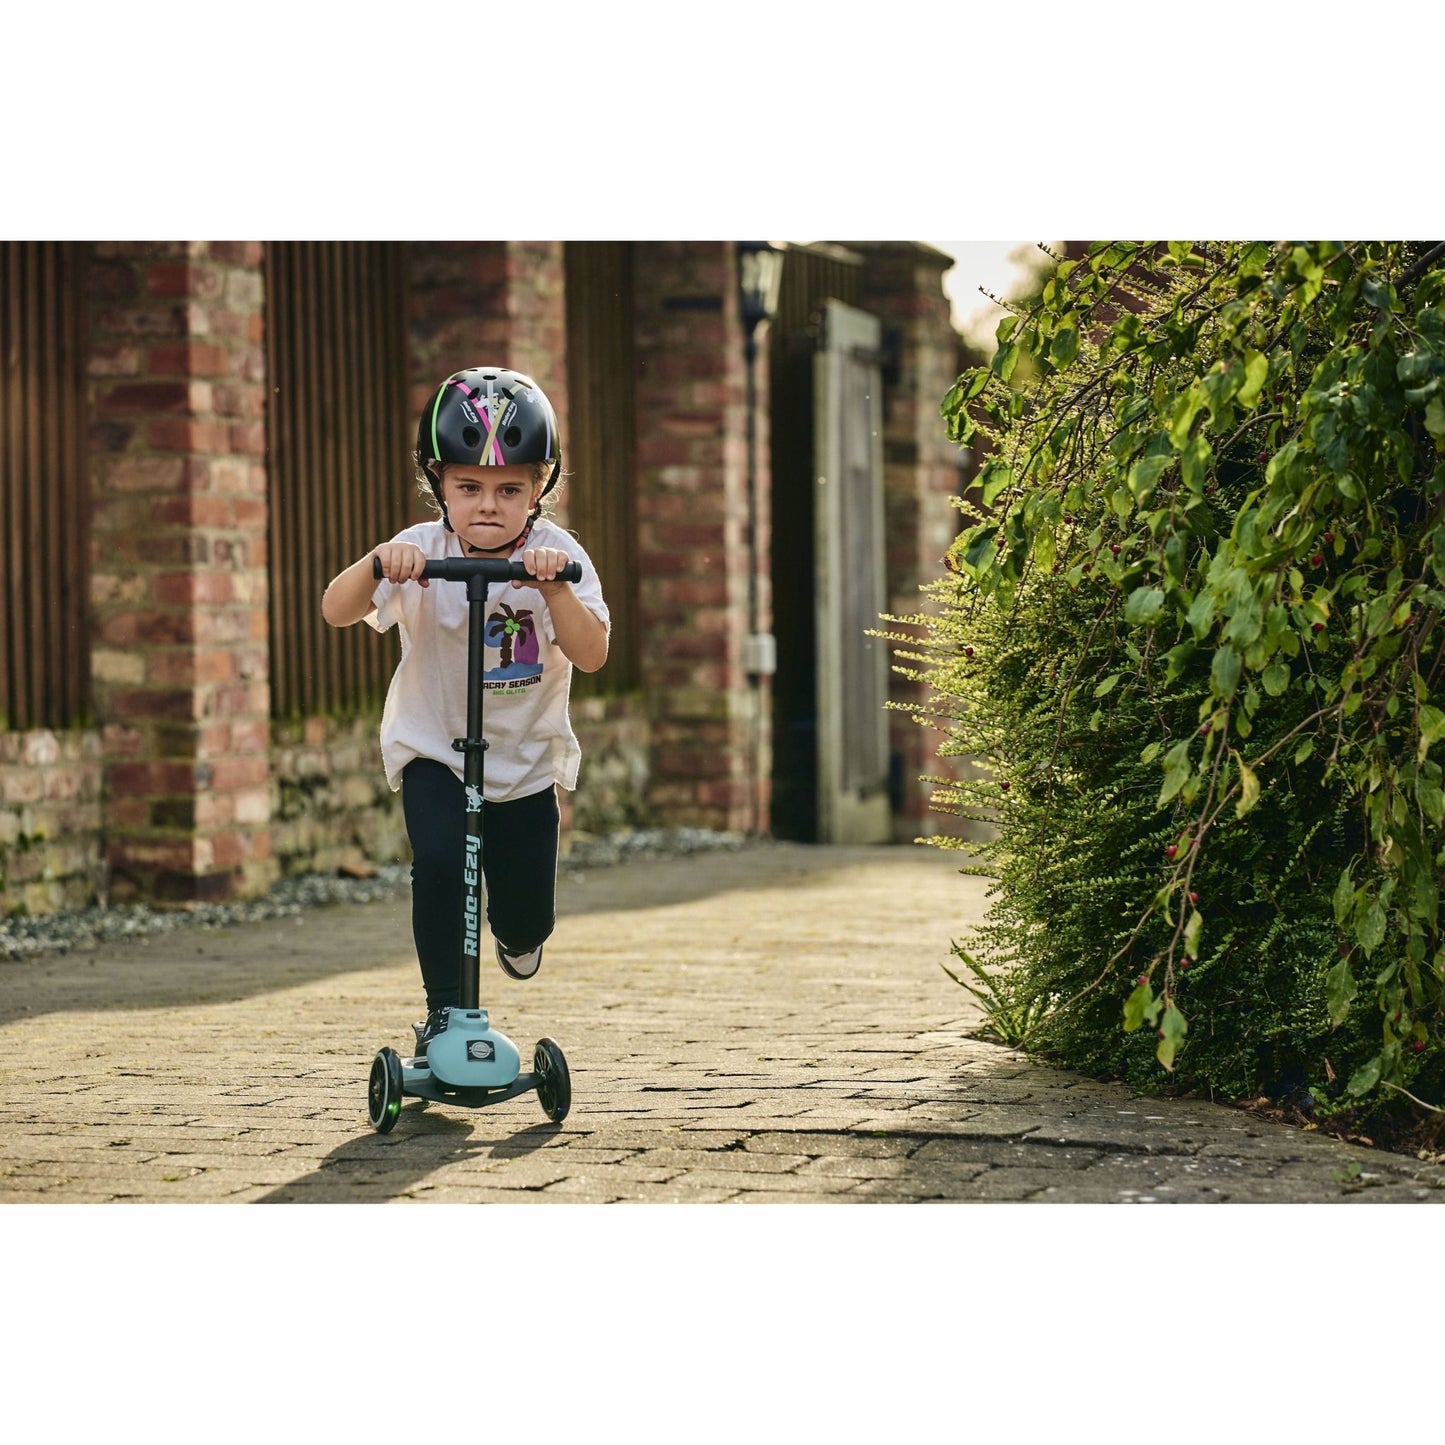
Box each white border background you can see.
[4,1,1440,1432]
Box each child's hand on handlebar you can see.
[374,543,430,587]
[517,546,572,590]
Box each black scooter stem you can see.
[372,556,583,584]
[372,549,585,1010]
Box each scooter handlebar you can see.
[373,556,583,584]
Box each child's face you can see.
[441,464,542,551]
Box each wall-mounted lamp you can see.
[737,240,785,359]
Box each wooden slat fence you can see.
[0,241,89,731]
[563,241,640,693]
[264,241,412,720]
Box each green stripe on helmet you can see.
[429,384,447,467]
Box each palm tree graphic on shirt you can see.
[483,602,542,680]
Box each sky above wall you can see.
[927,240,1063,350]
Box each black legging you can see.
[400,758,559,1011]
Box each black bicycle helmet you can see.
[416,366,561,526]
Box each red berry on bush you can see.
[1310,553,1323,567]
[1257,451,1268,464]
[1000,781,1010,791]
[1165,844,1178,859]
[1200,722,1211,736]
[1312,622,1325,633]
[1323,532,1333,545]
[1189,891,1199,905]
[964,646,974,658]
[1181,957,1191,970]
[1111,544,1121,556]
[1413,1040,1426,1054]
[1138,975,1149,987]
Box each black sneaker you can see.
[496,939,543,980]
[411,1007,450,1060]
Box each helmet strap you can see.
[427,467,454,532]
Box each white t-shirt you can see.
[366,518,610,801]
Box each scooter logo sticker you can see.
[465,784,482,813]
[463,834,481,957]
[467,1040,496,1062]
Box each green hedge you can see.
[895,241,1445,1121]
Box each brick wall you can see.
[406,241,570,469]
[566,696,652,838]
[3,237,962,916]
[271,714,406,878]
[86,242,275,902]
[0,729,103,914]
[632,242,760,831]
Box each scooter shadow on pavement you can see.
[253,1108,561,1203]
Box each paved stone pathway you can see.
[2,842,1441,1203]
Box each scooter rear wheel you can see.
[368,1047,404,1133]
[534,1038,571,1123]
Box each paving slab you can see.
[2,840,1442,1204]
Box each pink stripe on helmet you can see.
[449,379,506,464]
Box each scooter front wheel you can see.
[534,1038,571,1123]
[368,1047,404,1133]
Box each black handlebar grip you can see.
[372,555,583,584]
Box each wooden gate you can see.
[813,299,891,843]
[264,242,412,719]
[766,245,872,840]
[0,242,89,730]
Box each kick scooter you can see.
[365,553,580,1133]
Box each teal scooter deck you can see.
[369,1025,570,1129]
[400,1008,539,1107]
[424,1006,521,1087]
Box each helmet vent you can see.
[503,426,522,447]
[462,426,481,448]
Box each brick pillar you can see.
[86,242,274,904]
[852,242,964,839]
[632,241,756,831]
[403,241,581,832]
[405,241,569,470]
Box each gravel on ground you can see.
[0,827,747,960]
